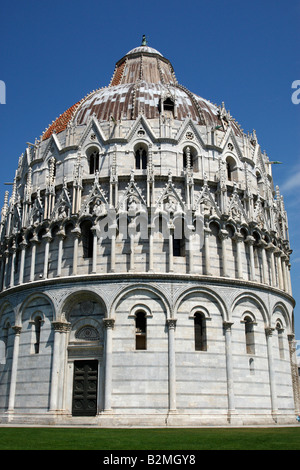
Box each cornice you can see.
[0,271,295,307]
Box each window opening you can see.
[244,316,255,355]
[135,311,147,350]
[227,162,232,181]
[276,322,285,359]
[163,98,174,112]
[135,148,147,169]
[89,150,100,174]
[34,316,42,354]
[194,313,207,351]
[81,221,93,258]
[249,357,255,375]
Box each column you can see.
[275,249,283,290]
[288,334,300,413]
[103,318,115,412]
[168,227,174,272]
[167,319,177,412]
[71,227,81,275]
[9,246,16,288]
[3,250,9,289]
[29,236,38,282]
[246,235,256,281]
[148,224,154,272]
[204,226,211,275]
[223,321,236,419]
[49,321,71,411]
[265,327,278,419]
[267,244,276,287]
[58,322,71,410]
[281,254,288,292]
[7,326,22,412]
[43,232,52,279]
[56,232,65,277]
[0,255,5,290]
[233,232,244,279]
[219,229,229,277]
[110,231,116,273]
[287,263,293,295]
[18,240,27,285]
[259,240,268,284]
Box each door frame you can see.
[72,359,99,416]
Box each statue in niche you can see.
[92,198,106,218]
[229,203,241,221]
[164,195,177,214]
[200,196,213,217]
[57,204,68,219]
[127,195,139,215]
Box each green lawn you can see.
[0,427,299,450]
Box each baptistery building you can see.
[0,38,298,426]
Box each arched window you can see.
[81,220,93,258]
[249,357,255,375]
[88,148,100,174]
[160,97,175,118]
[163,97,174,113]
[244,316,255,355]
[226,161,232,181]
[135,311,147,350]
[135,147,147,169]
[33,316,42,354]
[276,322,285,359]
[194,312,207,351]
[226,156,236,182]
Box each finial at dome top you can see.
[141,35,148,46]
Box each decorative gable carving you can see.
[79,172,108,217]
[155,170,184,214]
[118,170,146,214]
[194,176,221,218]
[51,179,71,221]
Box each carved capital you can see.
[218,229,228,241]
[52,321,71,333]
[265,327,275,337]
[166,318,177,330]
[223,321,234,330]
[12,325,22,335]
[245,235,255,245]
[233,232,244,243]
[103,318,115,330]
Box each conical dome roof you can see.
[42,38,242,141]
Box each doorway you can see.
[72,360,98,416]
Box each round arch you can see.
[174,286,228,322]
[231,292,269,326]
[110,283,171,319]
[60,289,107,322]
[18,292,55,325]
[271,301,292,333]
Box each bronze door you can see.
[72,360,98,416]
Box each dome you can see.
[42,39,242,141]
[125,45,163,56]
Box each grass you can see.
[0,426,299,450]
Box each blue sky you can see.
[0,0,299,338]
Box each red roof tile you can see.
[42,101,81,141]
